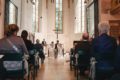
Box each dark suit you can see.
[34,43,44,57]
[91,33,117,80]
[34,43,45,63]
[42,41,46,46]
[114,45,120,72]
[92,33,117,67]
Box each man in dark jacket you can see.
[91,21,117,80]
[35,39,45,64]
[54,40,59,58]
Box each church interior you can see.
[0,0,120,80]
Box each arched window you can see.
[75,0,85,33]
[9,2,18,25]
[33,0,39,32]
[56,0,62,33]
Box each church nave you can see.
[36,55,87,80]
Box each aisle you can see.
[36,55,87,80]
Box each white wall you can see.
[0,0,5,38]
[38,0,84,52]
[10,0,21,27]
[0,0,86,52]
[10,0,33,36]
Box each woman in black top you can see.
[21,30,34,51]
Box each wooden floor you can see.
[36,55,88,80]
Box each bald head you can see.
[98,21,110,35]
[82,33,89,41]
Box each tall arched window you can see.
[9,1,18,24]
[33,0,39,32]
[75,0,85,33]
[56,0,62,33]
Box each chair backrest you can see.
[75,41,91,53]
[75,41,91,65]
[1,53,24,60]
[0,53,24,71]
[73,41,81,45]
[0,53,25,79]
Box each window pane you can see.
[56,0,62,33]
[56,3,59,8]
[33,0,39,32]
[75,0,85,33]
[56,0,59,4]
[9,2,16,24]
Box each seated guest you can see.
[75,33,91,53]
[34,39,45,64]
[21,30,34,51]
[91,21,117,80]
[75,33,91,76]
[0,24,29,79]
[70,43,77,69]
[0,24,28,54]
[70,43,76,56]
[81,33,89,41]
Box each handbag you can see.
[3,38,22,71]
[6,38,20,53]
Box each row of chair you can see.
[0,49,40,80]
[70,41,118,80]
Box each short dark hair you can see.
[21,30,28,40]
[5,24,19,37]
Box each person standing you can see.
[42,39,47,55]
[54,40,60,58]
[49,41,55,57]
[42,39,47,46]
